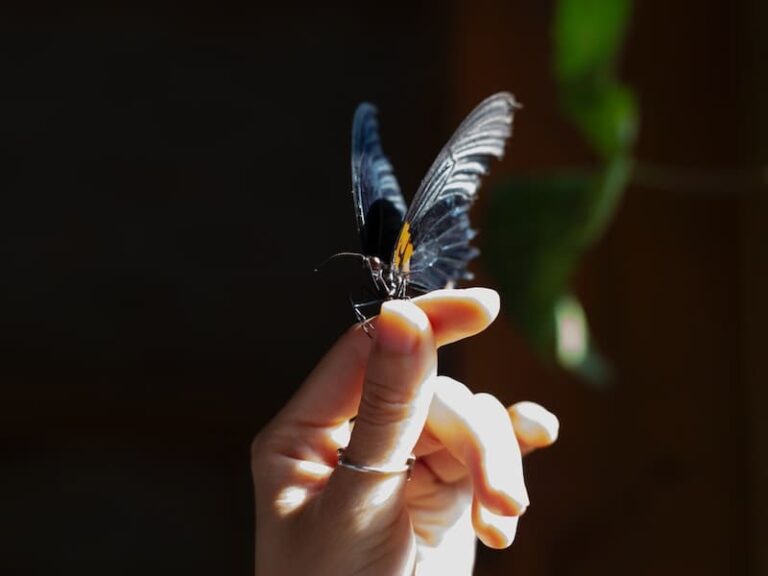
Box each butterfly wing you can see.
[351,103,407,260]
[390,92,518,291]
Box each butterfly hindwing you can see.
[391,92,518,291]
[351,103,407,261]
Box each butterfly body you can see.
[363,255,408,300]
[348,92,518,317]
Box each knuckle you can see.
[472,393,514,441]
[357,378,414,427]
[473,392,507,417]
[473,391,500,405]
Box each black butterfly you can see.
[347,92,518,324]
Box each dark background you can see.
[1,2,765,575]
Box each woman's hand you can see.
[251,288,558,576]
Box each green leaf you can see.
[554,0,637,158]
[485,0,637,383]
[484,160,631,374]
[554,0,632,84]
[563,81,638,158]
[582,154,633,242]
[485,173,595,353]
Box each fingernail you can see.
[376,300,429,354]
[465,287,501,322]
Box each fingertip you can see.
[377,299,432,354]
[464,287,500,324]
[380,299,431,330]
[475,474,529,518]
[413,287,500,346]
[470,393,530,516]
[415,287,500,320]
[481,485,528,517]
[472,497,519,549]
[510,402,560,447]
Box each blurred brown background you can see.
[456,1,766,575]
[0,1,765,575]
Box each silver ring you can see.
[337,448,416,479]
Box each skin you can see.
[251,288,559,576]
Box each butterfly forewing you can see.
[391,92,518,291]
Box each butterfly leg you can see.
[354,307,376,338]
[349,296,384,338]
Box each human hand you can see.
[251,288,559,575]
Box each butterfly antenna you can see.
[314,252,366,273]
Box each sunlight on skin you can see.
[342,300,436,472]
[274,486,310,516]
[275,461,414,535]
[472,496,519,549]
[382,367,437,474]
[417,448,468,484]
[406,465,477,575]
[294,459,334,479]
[273,460,335,517]
[329,473,411,535]
[510,401,560,451]
[367,475,409,509]
[471,393,527,513]
[414,502,475,576]
[425,378,529,516]
[407,465,473,548]
[415,288,500,346]
[327,420,351,450]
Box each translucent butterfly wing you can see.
[351,103,407,261]
[390,92,518,291]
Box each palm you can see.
[407,471,476,575]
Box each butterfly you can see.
[345,92,518,326]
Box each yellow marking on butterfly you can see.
[393,222,414,273]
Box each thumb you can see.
[322,299,436,508]
[345,299,436,468]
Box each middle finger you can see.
[420,376,529,516]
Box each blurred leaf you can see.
[554,0,632,84]
[485,173,593,353]
[554,0,637,159]
[582,154,633,242]
[555,294,611,385]
[555,293,589,366]
[484,0,637,383]
[484,158,631,370]
[563,80,638,158]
